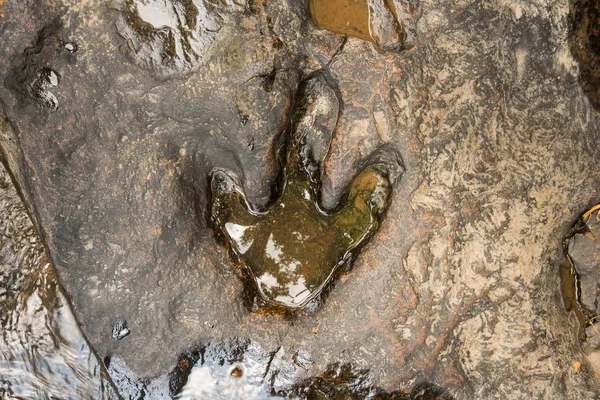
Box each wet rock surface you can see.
[570,0,600,111]
[1,0,600,398]
[107,338,450,399]
[567,207,600,316]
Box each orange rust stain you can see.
[312,321,320,334]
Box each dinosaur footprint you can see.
[209,73,399,311]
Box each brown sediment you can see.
[309,0,410,51]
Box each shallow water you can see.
[169,339,450,400]
[309,0,414,51]
[0,164,117,399]
[210,165,390,310]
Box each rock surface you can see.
[1,0,600,398]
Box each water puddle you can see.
[0,163,118,398]
[169,339,284,399]
[309,0,419,51]
[210,73,400,312]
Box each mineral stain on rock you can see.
[210,73,401,311]
[309,0,419,51]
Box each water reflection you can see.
[174,341,283,400]
[211,163,391,310]
[115,0,243,77]
[170,339,452,400]
[0,164,117,399]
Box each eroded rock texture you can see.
[1,0,600,398]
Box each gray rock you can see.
[568,213,600,315]
[1,0,600,398]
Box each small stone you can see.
[47,70,59,87]
[230,365,243,378]
[112,319,130,340]
[64,42,78,53]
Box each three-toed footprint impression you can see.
[209,74,402,312]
